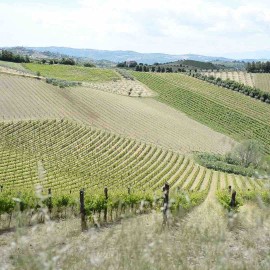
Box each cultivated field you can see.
[83,79,155,97]
[0,66,269,270]
[23,63,120,82]
[132,72,270,154]
[0,119,264,201]
[202,71,255,87]
[0,73,233,154]
[254,73,270,92]
[202,70,270,93]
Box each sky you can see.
[1,0,270,58]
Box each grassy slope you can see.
[132,72,270,154]
[181,60,217,69]
[0,120,204,192]
[0,73,233,154]
[0,120,262,193]
[1,183,269,270]
[23,63,120,82]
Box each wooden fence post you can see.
[104,187,108,222]
[48,188,52,214]
[80,189,87,231]
[163,183,170,223]
[230,190,236,208]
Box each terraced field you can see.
[202,71,270,93]
[0,73,232,154]
[254,73,270,93]
[132,72,270,154]
[0,120,263,194]
[23,63,120,82]
[202,71,255,87]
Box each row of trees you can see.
[134,65,186,73]
[0,50,30,63]
[39,58,78,66]
[117,61,138,68]
[0,50,78,66]
[193,73,270,104]
[246,61,270,73]
[135,65,175,72]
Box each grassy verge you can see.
[23,63,121,82]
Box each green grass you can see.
[23,63,121,82]
[181,60,217,70]
[132,72,270,154]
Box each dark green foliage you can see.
[181,60,217,70]
[60,57,76,65]
[0,194,16,214]
[194,73,270,105]
[117,61,137,68]
[135,65,149,72]
[84,62,96,67]
[246,61,270,73]
[196,152,255,176]
[0,50,30,63]
[117,62,126,68]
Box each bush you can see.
[196,152,255,177]
[45,78,81,88]
[84,63,96,68]
[60,58,76,65]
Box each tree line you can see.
[135,65,176,73]
[0,50,30,63]
[0,50,95,67]
[40,57,76,65]
[246,61,270,73]
[193,73,270,104]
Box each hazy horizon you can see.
[1,0,270,59]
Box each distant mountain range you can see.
[27,47,233,64]
[2,46,270,64]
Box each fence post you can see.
[48,188,52,214]
[163,183,170,223]
[230,190,236,208]
[104,187,108,222]
[80,189,87,231]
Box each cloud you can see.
[0,0,270,56]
